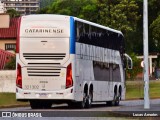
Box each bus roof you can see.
[21,14,123,35]
[21,14,70,21]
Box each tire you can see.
[112,93,120,106]
[77,93,87,109]
[85,92,92,108]
[106,93,120,106]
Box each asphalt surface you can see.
[0,99,160,119]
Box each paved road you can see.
[1,99,159,111]
[0,99,160,119]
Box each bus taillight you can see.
[16,64,22,88]
[66,64,73,88]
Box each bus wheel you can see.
[85,92,92,108]
[112,93,120,106]
[106,93,120,106]
[78,93,87,109]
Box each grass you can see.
[0,80,160,107]
[126,80,160,99]
[0,93,28,107]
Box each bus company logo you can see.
[25,28,64,34]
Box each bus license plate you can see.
[39,93,48,97]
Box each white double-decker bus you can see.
[16,14,132,109]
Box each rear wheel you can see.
[85,91,93,108]
[77,93,87,109]
[112,93,120,106]
[106,93,120,106]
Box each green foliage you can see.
[97,0,140,34]
[126,80,160,99]
[38,0,98,22]
[37,6,50,14]
[150,15,160,51]
[126,53,142,80]
[6,9,20,18]
[133,0,160,54]
[95,0,140,48]
[0,93,29,107]
[4,56,16,70]
[40,0,55,9]
[38,0,139,32]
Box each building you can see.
[2,0,40,15]
[0,14,17,69]
[0,1,5,13]
[0,14,18,53]
[0,13,10,28]
[137,55,158,79]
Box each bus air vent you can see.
[23,53,66,60]
[27,68,61,77]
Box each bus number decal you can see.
[24,85,39,90]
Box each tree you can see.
[38,0,98,22]
[4,56,16,70]
[96,0,140,53]
[150,15,160,55]
[97,0,139,33]
[40,0,55,9]
[6,9,20,18]
[150,16,160,52]
[148,0,160,53]
[39,0,139,32]
[135,0,160,54]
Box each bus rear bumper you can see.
[16,87,74,101]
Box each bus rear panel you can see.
[16,15,75,102]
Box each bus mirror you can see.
[124,54,133,69]
[127,58,133,69]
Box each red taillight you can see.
[66,64,73,88]
[16,64,22,88]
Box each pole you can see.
[143,0,150,109]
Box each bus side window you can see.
[77,21,83,43]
